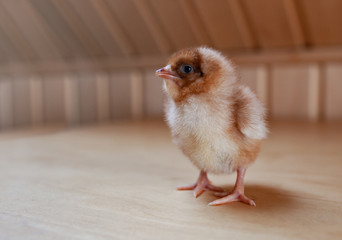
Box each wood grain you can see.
[148,0,198,50]
[143,69,164,118]
[0,121,341,240]
[271,64,311,120]
[325,63,342,120]
[195,0,246,50]
[43,75,65,123]
[78,73,98,124]
[106,0,159,55]
[12,77,31,127]
[110,71,131,120]
[0,79,14,129]
[242,0,303,48]
[298,0,342,46]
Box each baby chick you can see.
[155,47,267,206]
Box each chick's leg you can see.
[177,170,224,198]
[208,168,255,206]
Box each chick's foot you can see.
[208,167,255,206]
[177,170,224,198]
[208,191,256,206]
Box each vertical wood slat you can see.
[130,70,144,120]
[0,79,14,129]
[64,74,80,125]
[271,64,311,120]
[325,63,342,120]
[307,64,321,122]
[43,75,65,123]
[143,69,164,118]
[12,77,31,127]
[78,73,97,124]
[29,76,44,125]
[110,72,131,120]
[96,72,110,123]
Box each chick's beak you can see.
[155,66,180,82]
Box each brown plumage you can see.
[156,47,267,206]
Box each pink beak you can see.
[155,67,180,82]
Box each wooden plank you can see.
[242,0,303,48]
[12,77,31,127]
[143,69,164,118]
[325,63,342,120]
[0,0,61,60]
[194,0,248,50]
[51,0,104,57]
[78,73,98,124]
[68,0,124,58]
[106,0,159,55]
[148,0,198,50]
[130,70,144,120]
[307,64,321,122]
[43,76,65,123]
[0,79,14,129]
[29,76,44,126]
[227,0,255,48]
[282,0,305,46]
[63,74,80,125]
[110,71,131,120]
[271,64,310,120]
[0,26,20,62]
[96,72,110,123]
[25,0,69,59]
[298,0,342,46]
[178,0,212,46]
[89,0,135,57]
[30,0,86,59]
[132,0,172,55]
[0,2,37,60]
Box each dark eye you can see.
[180,65,193,74]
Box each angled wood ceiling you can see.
[0,0,342,65]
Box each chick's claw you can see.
[177,171,224,198]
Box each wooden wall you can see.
[1,57,341,131]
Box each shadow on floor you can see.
[196,184,302,214]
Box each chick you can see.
[155,47,267,206]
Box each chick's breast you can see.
[165,84,267,175]
[166,94,240,174]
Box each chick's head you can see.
[156,47,235,102]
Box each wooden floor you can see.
[0,121,341,240]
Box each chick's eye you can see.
[180,65,193,74]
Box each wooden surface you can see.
[0,121,341,240]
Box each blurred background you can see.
[0,0,342,131]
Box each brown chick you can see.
[155,47,267,206]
